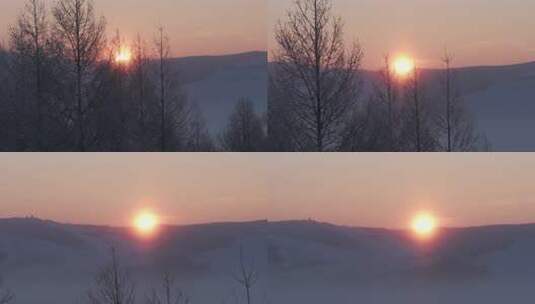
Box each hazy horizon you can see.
[269,0,535,69]
[1,0,267,57]
[5,216,535,231]
[1,154,535,229]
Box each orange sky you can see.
[1,0,266,57]
[1,154,535,229]
[269,0,535,69]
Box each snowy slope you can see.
[0,218,269,304]
[267,221,535,304]
[2,218,535,303]
[170,51,267,135]
[424,62,535,151]
[358,62,535,151]
[464,75,535,151]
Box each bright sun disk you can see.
[393,56,415,77]
[133,211,159,237]
[115,46,132,65]
[411,213,437,239]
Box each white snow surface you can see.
[2,218,535,303]
[171,51,267,135]
[359,61,535,151]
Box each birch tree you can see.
[9,0,48,149]
[438,52,482,151]
[146,271,190,304]
[52,0,106,151]
[88,248,136,304]
[232,246,258,304]
[272,0,363,151]
[221,98,265,152]
[0,277,14,304]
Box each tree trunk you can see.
[445,58,452,152]
[75,3,85,152]
[159,30,166,152]
[313,0,323,152]
[32,0,44,150]
[246,285,251,304]
[413,69,421,152]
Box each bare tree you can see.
[9,0,48,149]
[98,29,135,151]
[266,77,298,151]
[52,0,106,151]
[131,34,153,149]
[395,65,441,152]
[0,43,10,150]
[220,98,265,152]
[443,51,453,152]
[438,52,482,151]
[272,0,363,151]
[232,246,258,304]
[88,248,136,304]
[411,67,422,152]
[2,0,207,152]
[0,277,14,304]
[152,26,191,151]
[186,103,214,152]
[338,96,389,151]
[155,26,169,151]
[345,54,401,151]
[146,271,190,304]
[380,54,398,150]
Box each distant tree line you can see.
[0,0,267,152]
[268,0,488,152]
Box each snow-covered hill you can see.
[0,218,269,304]
[268,221,535,304]
[1,218,535,303]
[361,62,535,151]
[171,51,267,135]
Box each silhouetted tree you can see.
[221,98,265,151]
[232,246,258,304]
[146,271,190,304]
[95,30,135,151]
[338,96,389,151]
[155,26,168,151]
[0,278,14,304]
[411,67,422,151]
[272,0,363,151]
[396,66,439,152]
[443,51,453,151]
[2,0,225,152]
[0,42,16,151]
[87,248,136,304]
[376,55,400,150]
[130,34,156,150]
[186,104,214,151]
[153,26,191,151]
[266,75,303,151]
[9,0,48,149]
[438,52,482,151]
[7,0,60,150]
[340,55,402,151]
[52,0,106,151]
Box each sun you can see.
[393,56,415,77]
[133,211,159,237]
[411,213,437,239]
[114,46,132,65]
